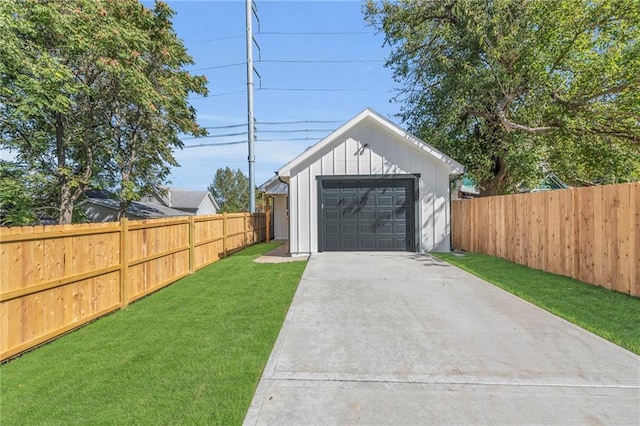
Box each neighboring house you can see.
[454,177,480,199]
[259,108,464,255]
[81,197,191,222]
[454,172,570,198]
[82,188,219,222]
[141,188,219,216]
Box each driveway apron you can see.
[244,252,640,425]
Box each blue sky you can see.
[163,0,402,189]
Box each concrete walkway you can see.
[244,252,640,425]
[254,241,309,264]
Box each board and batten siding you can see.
[272,195,288,239]
[287,119,451,255]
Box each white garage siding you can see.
[272,195,288,240]
[283,111,460,255]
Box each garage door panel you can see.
[377,196,393,206]
[377,238,395,250]
[342,239,358,250]
[360,210,376,220]
[360,238,376,250]
[342,223,358,234]
[377,223,394,234]
[325,223,340,233]
[394,209,409,220]
[324,196,341,207]
[320,177,415,252]
[325,210,340,221]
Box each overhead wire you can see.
[181,131,247,140]
[258,59,383,64]
[258,87,369,92]
[188,90,246,100]
[203,123,247,129]
[187,62,245,72]
[256,31,372,35]
[257,120,340,125]
[181,20,386,143]
[182,136,323,148]
[257,129,333,133]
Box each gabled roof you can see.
[83,198,191,219]
[276,108,464,178]
[258,174,288,195]
[169,189,219,211]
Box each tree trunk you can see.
[478,156,510,196]
[117,199,128,220]
[59,184,74,224]
[55,113,74,224]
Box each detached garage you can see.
[259,108,464,256]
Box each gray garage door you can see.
[319,177,416,251]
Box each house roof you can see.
[84,198,191,219]
[257,175,288,195]
[276,108,464,178]
[168,189,219,211]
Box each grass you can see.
[433,252,640,355]
[0,242,307,425]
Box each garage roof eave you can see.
[276,108,464,177]
[258,174,289,195]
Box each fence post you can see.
[244,213,249,247]
[120,218,129,308]
[265,203,270,242]
[222,213,228,258]
[189,216,195,273]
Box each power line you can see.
[182,131,247,140]
[258,87,369,92]
[188,90,246,100]
[257,129,333,133]
[203,123,247,130]
[258,59,384,64]
[187,63,245,72]
[183,140,247,148]
[258,137,321,142]
[182,137,323,148]
[257,31,372,35]
[257,120,340,125]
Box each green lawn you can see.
[1,242,307,425]
[434,252,640,355]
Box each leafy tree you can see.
[365,0,640,194]
[0,160,38,225]
[0,0,207,223]
[208,167,249,213]
[0,160,60,226]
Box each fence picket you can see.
[0,212,266,361]
[452,183,639,297]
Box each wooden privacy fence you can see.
[452,183,639,296]
[0,212,266,361]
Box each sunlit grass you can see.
[1,242,307,425]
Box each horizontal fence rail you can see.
[0,212,266,361]
[452,183,639,297]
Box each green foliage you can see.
[208,167,250,213]
[365,0,640,194]
[0,160,38,225]
[434,252,640,355]
[0,242,306,424]
[0,0,208,223]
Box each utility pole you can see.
[246,0,256,213]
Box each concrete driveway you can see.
[244,252,640,425]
